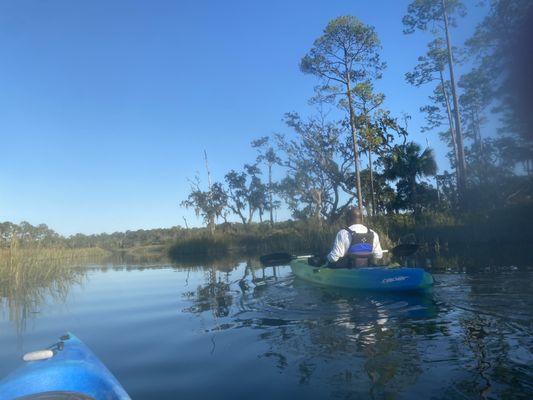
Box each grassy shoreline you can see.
[0,246,110,271]
[167,205,533,268]
[1,204,531,267]
[0,245,110,332]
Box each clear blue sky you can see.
[0,0,487,235]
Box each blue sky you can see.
[0,0,487,235]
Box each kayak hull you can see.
[290,258,434,291]
[0,333,130,400]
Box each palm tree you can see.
[383,142,437,213]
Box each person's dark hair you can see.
[346,207,363,225]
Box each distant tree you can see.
[458,68,492,169]
[0,221,62,247]
[466,0,533,169]
[224,169,250,224]
[360,169,396,214]
[225,164,269,224]
[435,171,457,208]
[350,82,384,215]
[277,111,355,223]
[403,0,468,196]
[349,83,407,215]
[246,164,270,223]
[251,136,281,226]
[406,38,462,190]
[383,142,438,213]
[181,176,227,235]
[0,222,17,246]
[394,180,439,213]
[301,15,386,210]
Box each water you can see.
[1,261,532,399]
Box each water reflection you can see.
[180,262,442,398]
[179,261,532,399]
[435,269,533,399]
[415,242,533,272]
[1,255,531,399]
[0,262,87,336]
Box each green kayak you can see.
[290,257,434,291]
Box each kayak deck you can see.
[290,258,434,291]
[0,333,130,400]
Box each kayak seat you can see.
[307,255,327,267]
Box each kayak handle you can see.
[23,350,54,362]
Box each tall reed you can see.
[0,240,109,334]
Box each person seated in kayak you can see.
[327,207,383,268]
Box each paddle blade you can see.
[391,244,420,257]
[259,252,294,266]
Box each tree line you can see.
[0,221,189,249]
[3,1,531,249]
[182,0,533,233]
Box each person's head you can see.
[346,207,363,225]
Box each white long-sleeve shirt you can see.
[327,224,383,263]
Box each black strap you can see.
[344,226,373,242]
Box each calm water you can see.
[1,261,532,399]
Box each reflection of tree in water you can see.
[181,259,282,319]
[255,287,440,399]
[182,267,233,318]
[440,271,533,399]
[422,242,533,272]
[427,266,533,400]
[181,260,245,318]
[171,254,246,271]
[183,263,441,399]
[157,255,533,398]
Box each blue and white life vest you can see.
[345,227,374,258]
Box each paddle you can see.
[391,243,420,257]
[259,252,297,266]
[259,244,420,266]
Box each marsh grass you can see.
[0,241,109,333]
[168,219,395,261]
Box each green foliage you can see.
[9,11,532,262]
[383,142,438,213]
[403,0,466,34]
[403,0,469,198]
[301,15,386,209]
[169,203,533,262]
[360,169,396,214]
[383,143,437,181]
[0,221,62,247]
[181,177,228,234]
[0,241,106,333]
[168,220,339,259]
[251,136,281,225]
[225,165,267,224]
[277,111,354,222]
[466,0,533,167]
[175,10,532,237]
[300,16,384,83]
